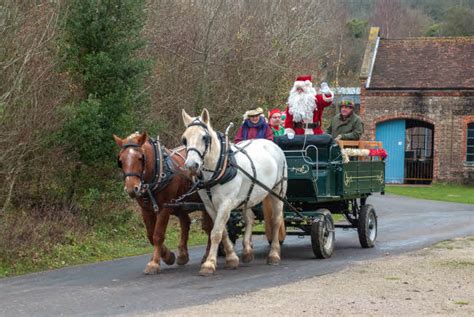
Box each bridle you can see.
[117,138,172,213]
[183,119,212,161]
[117,143,146,181]
[172,120,236,205]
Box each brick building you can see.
[359,27,474,184]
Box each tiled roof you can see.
[368,37,474,89]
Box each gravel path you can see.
[158,236,474,316]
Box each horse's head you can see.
[113,131,148,198]
[181,108,214,176]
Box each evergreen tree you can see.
[60,0,149,166]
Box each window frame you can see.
[467,122,474,163]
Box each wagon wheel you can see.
[310,209,335,259]
[357,204,377,248]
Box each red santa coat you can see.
[284,93,333,135]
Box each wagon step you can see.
[335,224,356,229]
[317,196,341,199]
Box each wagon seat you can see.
[274,134,342,168]
[274,134,343,199]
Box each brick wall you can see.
[360,83,474,182]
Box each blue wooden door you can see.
[376,120,406,183]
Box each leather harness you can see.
[175,120,300,214]
[118,138,174,213]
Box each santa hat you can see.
[296,75,312,82]
[294,75,313,88]
[268,108,282,120]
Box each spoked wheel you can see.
[310,209,335,259]
[358,204,377,248]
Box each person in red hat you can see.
[284,75,334,136]
[268,108,285,137]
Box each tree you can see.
[371,0,433,38]
[143,0,347,143]
[441,6,474,36]
[60,0,149,166]
[347,19,369,39]
[0,1,67,211]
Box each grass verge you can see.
[0,211,207,278]
[385,183,474,204]
[0,209,346,279]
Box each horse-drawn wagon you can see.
[226,134,385,259]
[116,109,386,275]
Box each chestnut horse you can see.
[113,131,212,274]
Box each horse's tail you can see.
[263,195,286,244]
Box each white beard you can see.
[287,85,317,122]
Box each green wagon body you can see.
[283,135,384,202]
[227,135,384,257]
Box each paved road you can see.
[1,194,473,316]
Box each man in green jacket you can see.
[326,100,364,140]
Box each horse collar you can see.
[196,132,237,189]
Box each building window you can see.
[467,122,474,163]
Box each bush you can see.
[0,204,148,277]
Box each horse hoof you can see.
[241,252,254,263]
[143,262,160,274]
[163,252,176,266]
[199,267,215,276]
[199,262,216,276]
[177,254,189,266]
[267,255,281,266]
[225,254,240,269]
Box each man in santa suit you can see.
[284,75,334,135]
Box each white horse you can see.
[181,108,288,275]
